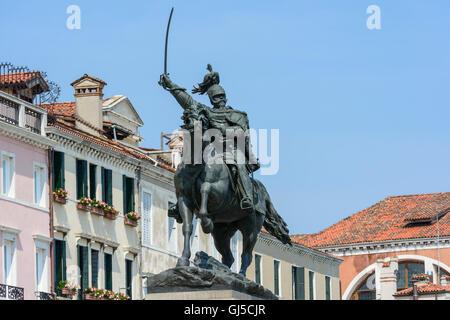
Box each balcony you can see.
[0,284,24,300]
[36,291,56,300]
[0,90,47,136]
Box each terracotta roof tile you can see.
[292,193,450,248]
[395,283,450,296]
[40,102,76,117]
[0,71,49,90]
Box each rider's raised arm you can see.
[159,74,199,110]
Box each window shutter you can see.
[104,253,112,290]
[255,254,261,284]
[89,164,97,200]
[101,167,106,202]
[274,260,280,296]
[325,276,331,300]
[60,152,65,190]
[76,160,82,199]
[82,160,87,197]
[107,170,112,205]
[293,267,305,300]
[125,259,132,298]
[129,178,135,212]
[123,175,127,214]
[91,250,99,288]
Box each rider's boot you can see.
[236,164,254,212]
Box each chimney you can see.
[71,74,107,136]
[377,257,399,300]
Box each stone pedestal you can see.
[146,288,265,300]
[145,251,277,300]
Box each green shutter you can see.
[293,267,305,300]
[76,160,88,199]
[274,260,280,296]
[130,178,135,212]
[53,152,65,191]
[104,253,112,290]
[89,164,97,200]
[101,167,106,202]
[309,271,314,300]
[123,175,127,214]
[125,259,132,298]
[91,250,99,288]
[106,170,112,205]
[78,245,89,299]
[325,276,331,300]
[255,254,261,284]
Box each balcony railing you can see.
[0,90,47,136]
[0,284,24,300]
[36,291,56,300]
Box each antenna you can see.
[436,201,441,284]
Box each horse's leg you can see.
[211,223,236,269]
[237,213,265,277]
[199,182,214,234]
[176,196,193,267]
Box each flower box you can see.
[77,203,90,212]
[124,218,138,227]
[90,207,104,216]
[53,194,67,204]
[104,213,117,220]
[61,288,76,296]
[85,294,98,300]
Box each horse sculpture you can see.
[160,71,291,276]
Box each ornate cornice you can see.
[258,232,343,267]
[317,236,450,256]
[0,121,52,149]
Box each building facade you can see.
[244,231,342,300]
[292,192,450,300]
[0,88,53,300]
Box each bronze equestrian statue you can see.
[159,66,291,276]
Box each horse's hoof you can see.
[201,218,214,234]
[176,257,190,267]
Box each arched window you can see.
[396,261,424,290]
[350,272,376,300]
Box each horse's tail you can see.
[257,180,292,246]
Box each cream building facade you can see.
[246,232,342,300]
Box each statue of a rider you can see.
[159,65,260,212]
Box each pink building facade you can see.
[0,90,53,300]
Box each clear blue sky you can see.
[2,1,450,235]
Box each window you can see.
[351,273,376,300]
[309,271,315,300]
[76,159,88,199]
[255,254,262,285]
[168,201,177,253]
[125,259,133,299]
[54,240,66,291]
[3,236,16,286]
[77,245,89,299]
[397,261,425,289]
[274,260,280,296]
[142,192,152,246]
[91,249,99,288]
[34,164,45,207]
[325,276,331,300]
[104,252,113,291]
[35,246,48,293]
[52,151,65,191]
[292,266,305,300]
[123,175,135,214]
[101,167,112,205]
[89,164,97,200]
[2,152,15,197]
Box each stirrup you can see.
[240,197,253,211]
